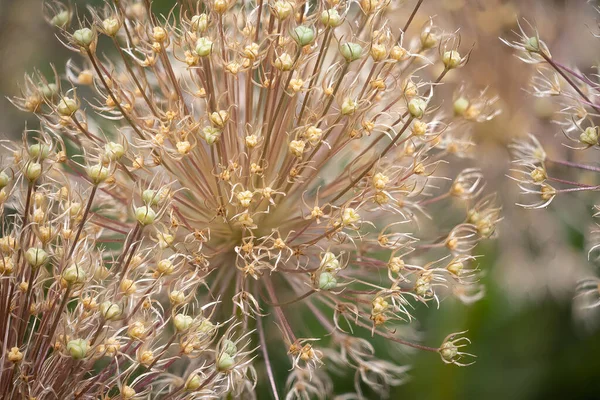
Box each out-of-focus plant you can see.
[504,12,600,313]
[0,0,499,398]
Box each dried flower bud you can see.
[138,350,155,366]
[57,97,79,116]
[390,45,407,61]
[453,97,470,116]
[185,373,202,391]
[203,126,222,145]
[210,110,229,127]
[0,257,14,275]
[439,340,458,361]
[195,37,213,57]
[0,172,10,189]
[340,42,363,62]
[245,134,259,148]
[104,142,125,161]
[342,207,360,225]
[341,98,358,115]
[273,1,293,20]
[447,261,464,275]
[442,50,462,69]
[361,0,380,13]
[157,259,175,275]
[72,28,95,47]
[127,321,146,340]
[135,206,156,225]
[120,278,137,296]
[216,352,235,371]
[530,167,547,183]
[191,14,208,32]
[25,247,49,268]
[142,190,161,206]
[420,25,439,49]
[243,42,260,59]
[388,257,405,273]
[236,190,254,207]
[289,140,306,158]
[121,386,136,399]
[67,338,89,359]
[318,271,337,290]
[28,143,51,160]
[370,43,387,61]
[174,313,194,331]
[198,318,215,334]
[169,290,186,304]
[408,98,427,119]
[274,53,294,71]
[24,162,42,182]
[62,264,86,284]
[412,120,427,136]
[372,296,389,313]
[223,339,237,355]
[102,18,121,36]
[320,252,340,271]
[87,164,110,185]
[525,36,540,52]
[372,172,389,190]
[39,83,59,100]
[213,0,230,13]
[153,26,167,42]
[7,347,23,363]
[51,10,71,28]
[321,9,342,27]
[292,26,315,46]
[99,301,122,320]
[580,126,599,146]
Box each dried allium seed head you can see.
[0,1,499,398]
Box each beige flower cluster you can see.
[505,17,600,313]
[0,0,499,398]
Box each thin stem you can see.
[547,158,600,173]
[257,304,280,400]
[67,185,97,260]
[330,116,414,203]
[86,49,146,139]
[401,0,425,37]
[540,52,600,114]
[547,176,597,188]
[263,277,297,343]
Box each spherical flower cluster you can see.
[505,12,600,312]
[0,0,499,398]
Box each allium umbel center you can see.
[0,0,500,398]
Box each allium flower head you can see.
[505,9,600,318]
[0,0,499,398]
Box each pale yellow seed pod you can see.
[274,53,294,71]
[173,313,194,331]
[156,259,175,275]
[67,339,89,359]
[103,17,121,36]
[153,26,167,42]
[57,97,79,116]
[288,140,306,158]
[370,43,387,61]
[121,386,136,400]
[8,347,23,363]
[185,374,202,391]
[442,50,462,69]
[169,290,186,305]
[99,301,122,321]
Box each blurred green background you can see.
[2,0,600,398]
